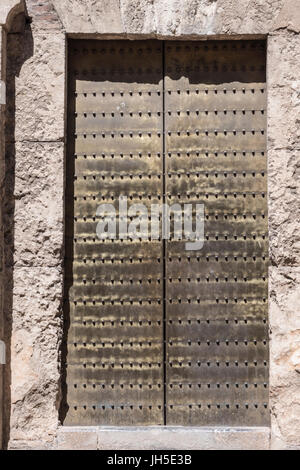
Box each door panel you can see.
[65,40,164,426]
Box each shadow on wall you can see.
[3,19,33,449]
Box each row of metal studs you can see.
[74,65,265,74]
[71,255,268,263]
[74,170,266,178]
[72,340,268,347]
[74,150,266,158]
[72,42,264,54]
[75,319,268,326]
[71,298,267,305]
[75,109,265,117]
[73,192,267,200]
[68,360,268,368]
[73,215,267,222]
[74,88,265,96]
[72,382,268,389]
[71,403,268,411]
[71,236,266,242]
[73,276,268,284]
[75,129,265,137]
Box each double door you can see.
[65,39,268,426]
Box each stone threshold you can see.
[56,426,271,450]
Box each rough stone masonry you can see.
[0,0,299,450]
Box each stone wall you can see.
[2,0,65,450]
[268,27,300,449]
[0,0,299,450]
[0,23,7,451]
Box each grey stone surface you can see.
[6,30,65,143]
[267,27,300,450]
[7,267,63,445]
[269,267,300,450]
[8,142,64,268]
[56,427,99,451]
[57,426,270,450]
[268,33,300,151]
[273,0,300,33]
[97,426,271,450]
[0,1,27,450]
[268,148,300,266]
[52,0,285,36]
[8,440,54,450]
